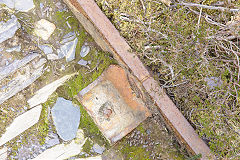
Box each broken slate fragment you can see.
[0,58,46,105]
[0,105,42,146]
[6,45,21,52]
[47,54,59,60]
[39,45,53,54]
[60,31,76,44]
[27,73,76,108]
[57,38,78,62]
[80,45,90,57]
[52,97,81,141]
[45,137,60,148]
[34,19,56,40]
[0,0,35,12]
[0,53,39,81]
[0,15,21,43]
[78,59,88,66]
[33,137,86,160]
[92,144,105,154]
[205,77,222,90]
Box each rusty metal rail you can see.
[63,0,214,159]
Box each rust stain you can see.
[77,65,150,143]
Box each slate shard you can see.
[52,97,81,141]
[0,15,21,44]
[80,44,90,57]
[57,37,78,62]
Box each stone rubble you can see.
[92,144,105,154]
[0,105,42,146]
[34,19,56,40]
[27,73,76,108]
[51,97,81,141]
[0,53,39,81]
[5,45,21,52]
[32,129,86,160]
[0,15,21,43]
[39,45,53,55]
[0,57,46,105]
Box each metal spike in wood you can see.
[63,0,214,159]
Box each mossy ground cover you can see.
[95,0,240,159]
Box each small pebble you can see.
[80,45,90,57]
[77,59,88,66]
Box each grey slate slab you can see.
[51,97,81,141]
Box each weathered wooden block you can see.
[76,65,151,143]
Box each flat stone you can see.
[45,138,60,148]
[77,65,151,143]
[27,73,76,108]
[78,59,88,66]
[0,0,35,12]
[39,45,53,54]
[33,130,86,160]
[60,32,76,44]
[0,15,21,43]
[0,147,7,160]
[47,54,59,60]
[0,53,39,81]
[34,19,56,40]
[205,77,222,90]
[6,45,21,52]
[0,105,42,146]
[52,98,81,141]
[58,37,78,62]
[92,144,105,154]
[0,58,46,105]
[80,45,90,57]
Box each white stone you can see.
[0,147,7,160]
[0,15,21,43]
[33,130,86,160]
[47,54,59,60]
[27,73,76,108]
[34,19,56,40]
[0,105,42,146]
[0,0,35,12]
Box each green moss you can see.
[82,139,93,154]
[119,141,151,160]
[136,123,145,134]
